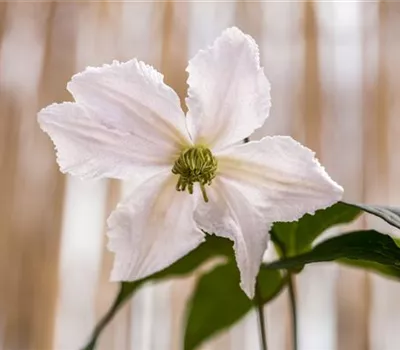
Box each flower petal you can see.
[108,170,205,281]
[186,27,271,150]
[67,59,192,149]
[216,136,344,223]
[38,102,171,180]
[194,177,271,298]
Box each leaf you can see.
[344,202,400,230]
[340,258,400,279]
[271,202,361,257]
[265,230,400,276]
[82,235,233,350]
[184,262,285,350]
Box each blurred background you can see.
[0,1,400,349]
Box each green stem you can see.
[270,228,298,350]
[81,283,141,350]
[255,282,268,350]
[287,273,298,350]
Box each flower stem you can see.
[269,228,298,350]
[288,273,298,350]
[255,282,268,350]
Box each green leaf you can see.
[265,230,400,276]
[184,262,285,350]
[82,235,233,350]
[344,202,400,230]
[340,258,400,279]
[271,202,361,257]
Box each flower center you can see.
[172,146,218,203]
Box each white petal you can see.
[38,102,170,180]
[216,136,344,223]
[195,177,271,298]
[108,170,205,281]
[68,59,192,150]
[186,27,271,150]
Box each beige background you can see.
[0,1,399,349]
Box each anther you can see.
[171,146,217,202]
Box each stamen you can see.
[200,183,209,203]
[172,146,217,202]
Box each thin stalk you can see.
[270,229,298,350]
[255,282,268,350]
[287,273,298,350]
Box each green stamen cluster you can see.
[172,146,218,202]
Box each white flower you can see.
[38,27,343,298]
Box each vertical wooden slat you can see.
[337,272,370,350]
[302,1,321,154]
[363,1,389,203]
[386,2,400,208]
[160,0,189,105]
[235,0,263,40]
[0,5,16,348]
[0,84,22,349]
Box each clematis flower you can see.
[38,27,342,297]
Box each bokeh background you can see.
[1,1,400,349]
